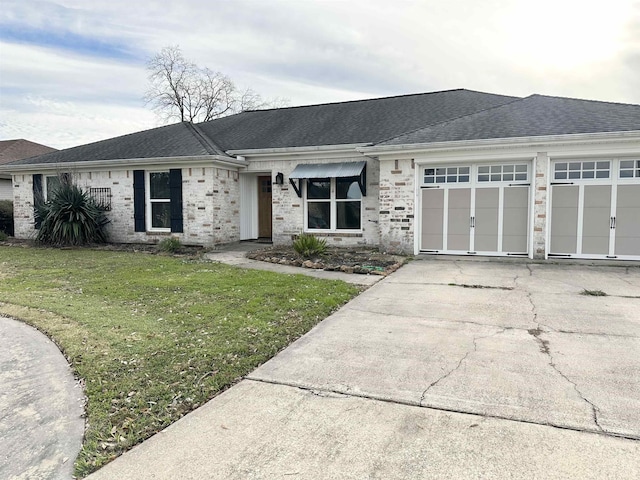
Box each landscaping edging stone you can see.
[247,247,406,276]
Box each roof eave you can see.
[359,130,640,155]
[227,143,373,156]
[0,154,247,174]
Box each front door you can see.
[257,176,272,239]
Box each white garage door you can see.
[549,159,640,260]
[419,163,530,256]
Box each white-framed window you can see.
[146,171,171,231]
[305,177,362,231]
[44,175,61,201]
[478,164,528,182]
[424,166,470,184]
[554,161,610,180]
[44,173,71,200]
[620,159,640,179]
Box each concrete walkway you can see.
[88,258,640,479]
[0,317,84,480]
[204,242,382,286]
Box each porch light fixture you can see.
[275,172,284,185]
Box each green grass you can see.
[0,246,359,477]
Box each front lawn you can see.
[0,246,359,477]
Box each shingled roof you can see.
[0,139,56,165]
[5,89,517,166]
[5,90,640,168]
[196,89,519,151]
[7,122,227,166]
[379,94,640,146]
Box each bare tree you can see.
[145,46,289,123]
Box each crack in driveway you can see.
[523,281,607,434]
[419,328,507,407]
[527,327,605,433]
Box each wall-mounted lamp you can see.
[275,172,284,185]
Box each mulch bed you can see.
[247,246,406,276]
[0,238,205,257]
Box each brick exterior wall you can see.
[378,158,415,254]
[11,174,35,239]
[12,166,240,247]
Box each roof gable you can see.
[196,89,519,150]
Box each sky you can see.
[0,0,639,150]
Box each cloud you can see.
[0,95,156,149]
[0,0,638,149]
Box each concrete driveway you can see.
[89,259,640,479]
[252,259,640,439]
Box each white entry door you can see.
[419,163,530,256]
[549,159,640,260]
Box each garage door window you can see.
[478,164,527,182]
[554,161,610,180]
[424,166,470,184]
[620,160,640,178]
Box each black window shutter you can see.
[32,174,43,229]
[133,170,146,232]
[169,169,183,233]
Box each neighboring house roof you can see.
[0,139,57,165]
[379,94,640,146]
[7,122,227,166]
[196,89,519,151]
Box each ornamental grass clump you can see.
[293,233,327,258]
[36,183,110,246]
[157,236,182,253]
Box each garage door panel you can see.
[419,164,531,256]
[447,189,471,251]
[475,188,499,252]
[582,185,611,255]
[615,185,640,256]
[421,189,444,250]
[550,186,579,254]
[503,187,529,253]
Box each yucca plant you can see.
[293,233,327,258]
[36,183,110,246]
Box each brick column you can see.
[532,152,549,259]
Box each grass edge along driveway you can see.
[0,246,360,477]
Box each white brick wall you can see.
[378,158,415,254]
[12,167,240,247]
[12,174,35,238]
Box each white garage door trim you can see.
[417,161,532,257]
[549,158,640,260]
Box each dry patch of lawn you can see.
[0,246,359,477]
